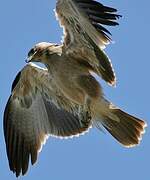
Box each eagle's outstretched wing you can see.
[4,63,91,177]
[56,0,121,85]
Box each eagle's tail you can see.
[93,99,147,147]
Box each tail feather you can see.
[94,100,147,147]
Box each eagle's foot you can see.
[78,103,92,127]
[80,110,91,127]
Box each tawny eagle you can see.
[4,0,147,177]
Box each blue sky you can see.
[0,0,150,179]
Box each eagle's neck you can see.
[45,53,61,76]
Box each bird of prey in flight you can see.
[4,0,147,177]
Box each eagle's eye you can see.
[28,48,36,57]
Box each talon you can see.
[78,100,92,127]
[79,111,92,127]
[86,111,91,121]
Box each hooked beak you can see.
[25,52,37,63]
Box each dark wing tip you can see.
[3,96,39,177]
[75,0,122,41]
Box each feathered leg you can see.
[76,74,102,127]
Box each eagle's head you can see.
[26,42,61,63]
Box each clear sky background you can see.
[0,0,150,179]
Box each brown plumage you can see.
[4,0,147,177]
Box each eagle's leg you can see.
[76,74,102,127]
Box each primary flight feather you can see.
[4,0,147,177]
